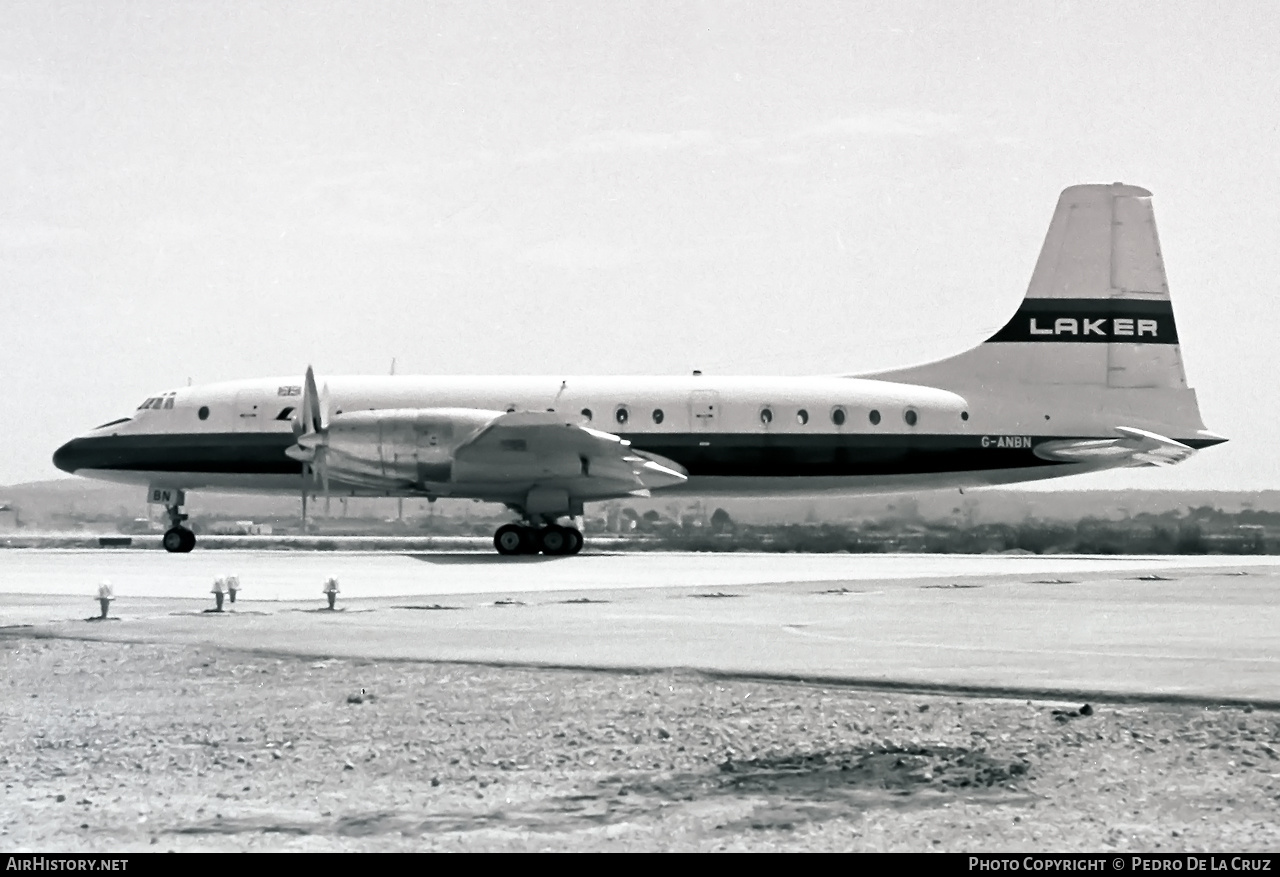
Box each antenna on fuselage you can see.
[390,357,396,376]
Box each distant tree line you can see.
[615,508,1273,555]
[50,499,1280,555]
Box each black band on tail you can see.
[985,298,1178,344]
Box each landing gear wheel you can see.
[494,524,530,556]
[565,527,583,555]
[163,527,196,553]
[538,525,571,555]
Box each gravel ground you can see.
[2,635,1279,852]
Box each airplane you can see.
[53,183,1225,555]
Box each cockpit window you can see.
[136,395,176,411]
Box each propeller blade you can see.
[293,366,335,526]
[302,366,323,435]
[317,446,331,498]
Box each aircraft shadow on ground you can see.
[403,552,628,564]
[404,554,571,565]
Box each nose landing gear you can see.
[158,490,196,553]
[162,527,196,553]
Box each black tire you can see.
[538,525,569,555]
[162,528,185,553]
[179,528,196,553]
[494,524,526,556]
[565,528,583,555]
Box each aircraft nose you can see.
[53,437,89,474]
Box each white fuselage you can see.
[48,184,1230,558]
[54,372,1140,502]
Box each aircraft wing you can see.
[1033,426,1196,468]
[452,411,688,492]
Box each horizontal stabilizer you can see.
[1034,426,1195,468]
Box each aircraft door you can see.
[233,390,262,431]
[689,390,719,431]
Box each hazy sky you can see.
[2,1,1278,490]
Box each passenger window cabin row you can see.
[575,405,949,428]
[168,401,966,430]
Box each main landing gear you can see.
[159,490,196,553]
[493,522,584,556]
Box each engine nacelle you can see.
[319,408,503,489]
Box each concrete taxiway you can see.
[2,551,1278,704]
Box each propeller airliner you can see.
[53,184,1225,555]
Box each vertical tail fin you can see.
[861,183,1221,445]
[868,183,1189,390]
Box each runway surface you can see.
[3,550,1279,704]
[4,548,1279,600]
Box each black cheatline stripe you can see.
[56,431,1223,480]
[639,434,1058,477]
[54,433,303,476]
[986,298,1178,344]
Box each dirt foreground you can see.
[2,634,1278,852]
